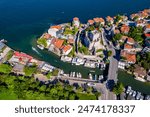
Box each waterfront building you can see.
[118,61,126,70]
[73,17,80,28]
[61,44,73,55]
[133,65,147,81]
[135,19,146,27]
[144,24,150,33]
[49,38,64,55]
[43,33,51,39]
[106,16,114,24]
[121,50,136,64]
[41,63,55,73]
[88,20,94,26]
[9,51,33,65]
[48,25,62,38]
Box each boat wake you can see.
[32,47,42,56]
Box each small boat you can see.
[32,47,42,56]
[37,45,44,50]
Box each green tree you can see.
[0,64,12,74]
[37,38,47,48]
[113,33,122,42]
[24,66,37,76]
[113,83,124,95]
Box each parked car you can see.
[129,90,134,96]
[126,86,132,94]
[145,95,150,100]
[140,95,144,100]
[132,91,137,97]
[87,82,96,87]
[136,92,142,100]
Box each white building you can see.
[41,63,55,72]
[48,25,62,38]
[118,61,126,70]
[73,17,80,28]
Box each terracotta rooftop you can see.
[121,50,136,63]
[50,25,62,30]
[99,18,105,23]
[61,45,72,52]
[120,25,130,33]
[53,39,64,49]
[43,33,51,39]
[106,16,113,22]
[146,24,150,29]
[140,11,149,18]
[124,44,133,49]
[93,17,105,23]
[73,17,79,21]
[127,37,135,44]
[93,18,100,23]
[114,29,120,34]
[88,20,94,25]
[14,51,33,60]
[134,65,147,77]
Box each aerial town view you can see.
[0,0,150,100]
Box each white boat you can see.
[37,45,44,50]
[32,47,42,56]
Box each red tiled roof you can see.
[93,18,105,23]
[114,29,120,34]
[99,18,105,23]
[61,45,72,52]
[93,18,100,23]
[43,33,51,39]
[50,25,62,30]
[73,17,79,21]
[14,52,33,60]
[121,51,136,63]
[88,20,94,25]
[53,39,64,49]
[124,44,133,49]
[145,33,150,37]
[146,24,150,29]
[106,16,113,22]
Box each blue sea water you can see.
[0,0,150,77]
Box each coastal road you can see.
[101,28,119,100]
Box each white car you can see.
[87,82,96,87]
[136,92,141,100]
[126,86,132,94]
[132,91,137,97]
[145,95,150,100]
[129,90,134,96]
